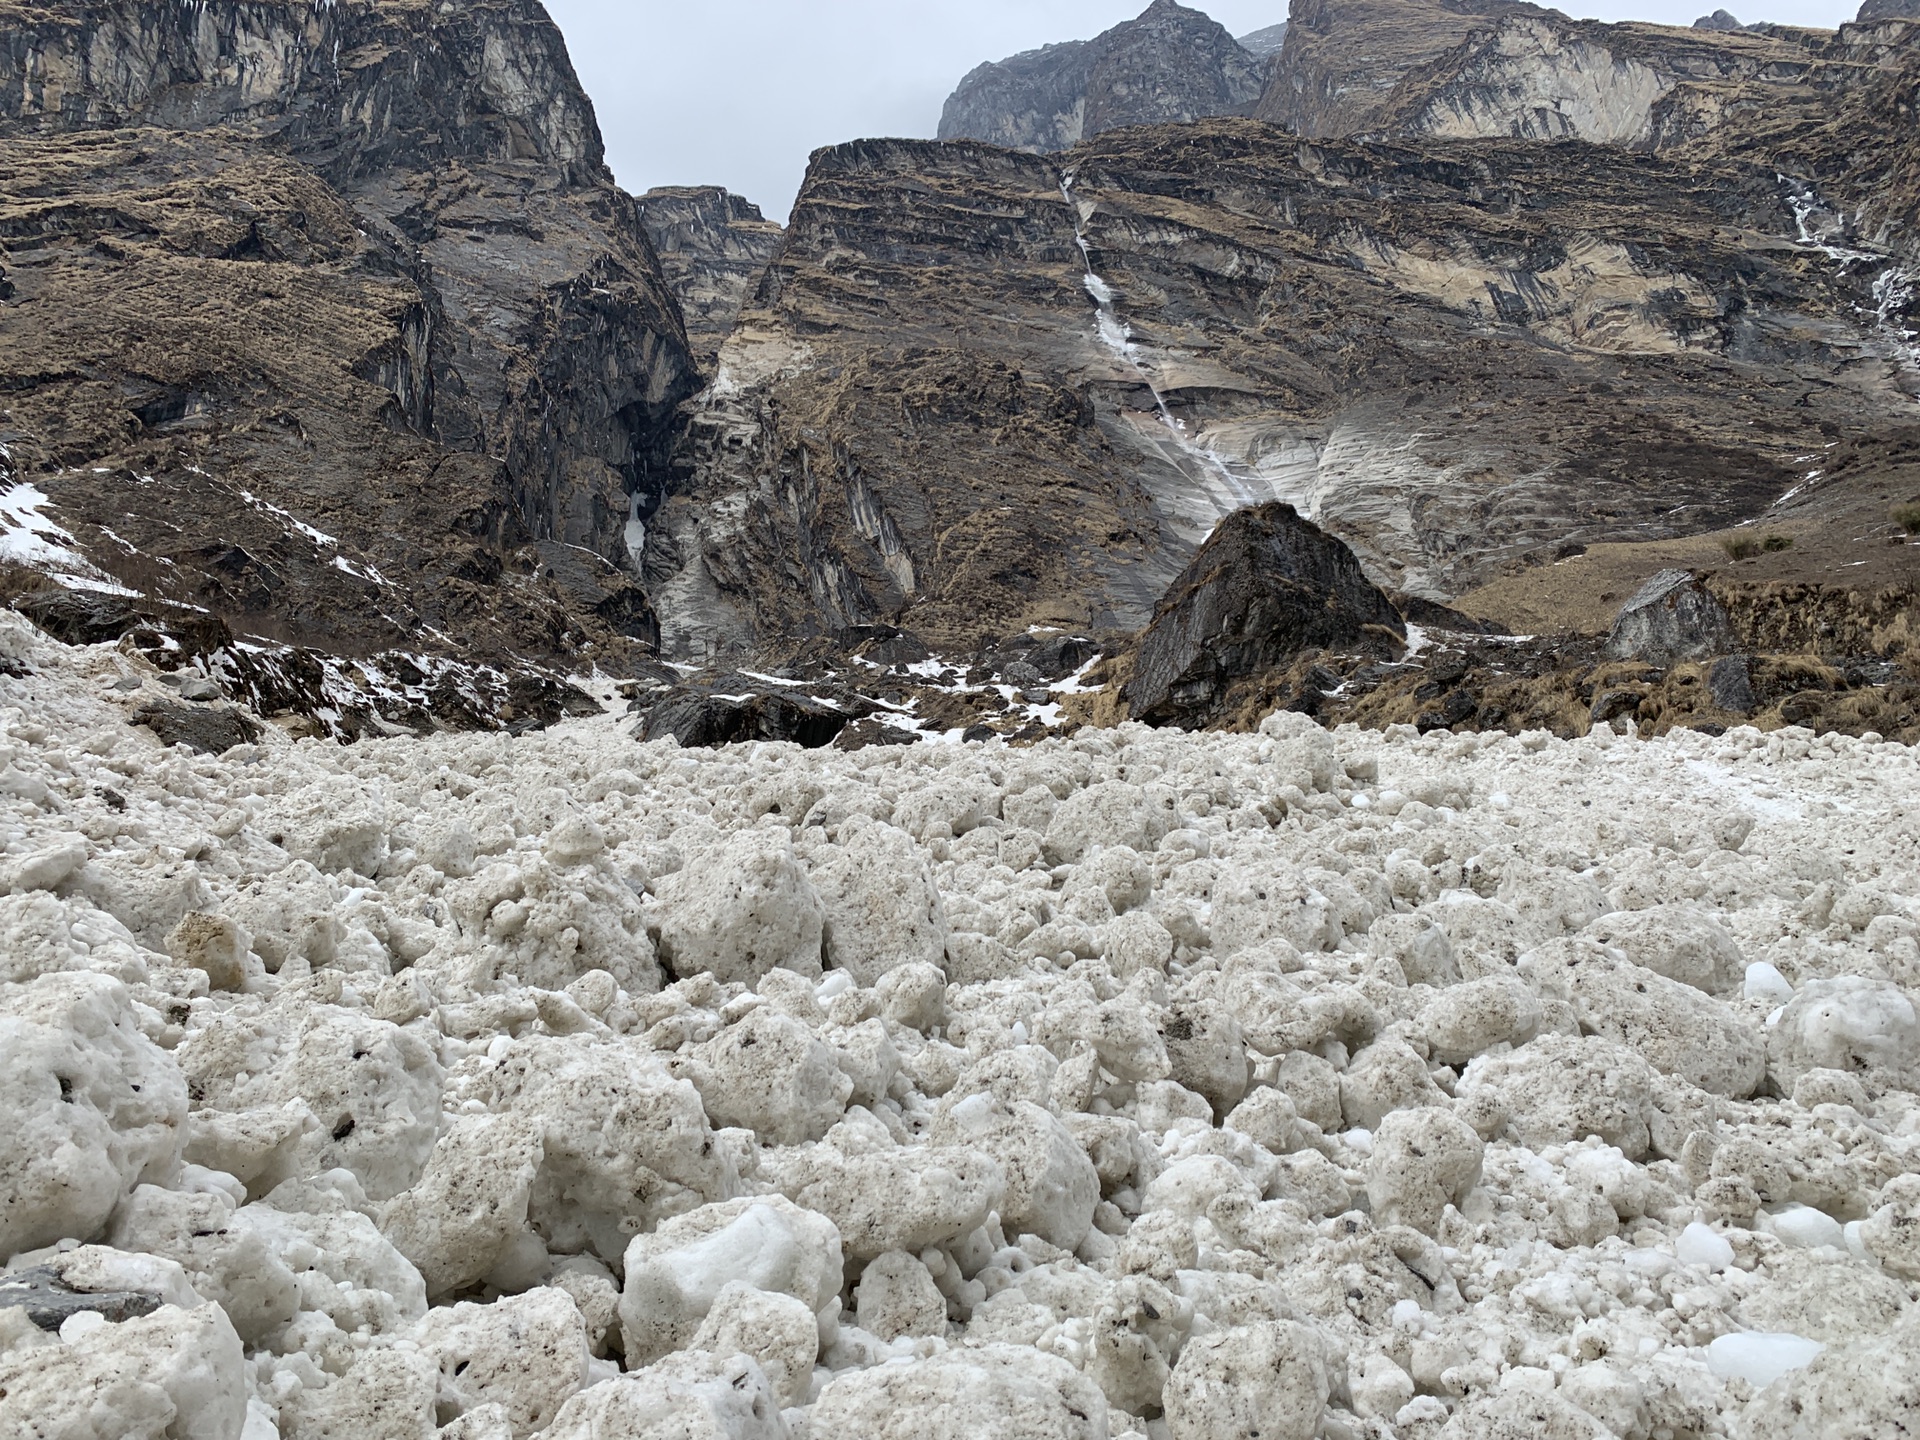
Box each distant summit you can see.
[1238,21,1291,55]
[937,1,1275,153]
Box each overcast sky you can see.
[542,0,1865,222]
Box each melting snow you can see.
[0,484,141,596]
[239,489,338,549]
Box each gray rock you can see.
[131,701,261,755]
[636,686,851,750]
[0,1266,163,1331]
[1605,570,1736,663]
[938,0,1267,153]
[1708,655,1757,714]
[1125,502,1404,728]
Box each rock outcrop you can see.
[635,187,784,369]
[1606,569,1737,663]
[1253,0,1820,147]
[1124,502,1405,727]
[0,0,697,673]
[938,0,1268,153]
[654,118,1912,660]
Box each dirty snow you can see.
[0,610,1916,1440]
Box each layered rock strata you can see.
[654,118,1913,660]
[0,0,696,672]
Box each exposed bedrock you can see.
[0,0,697,667]
[652,119,1913,660]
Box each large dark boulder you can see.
[1125,502,1405,727]
[0,1266,163,1331]
[1605,570,1736,664]
[637,687,852,749]
[132,701,262,755]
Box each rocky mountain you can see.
[1237,22,1291,56]
[0,0,697,701]
[646,115,1912,661]
[3,0,1918,750]
[937,0,1272,153]
[634,187,784,369]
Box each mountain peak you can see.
[938,3,1275,152]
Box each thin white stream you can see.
[1782,177,1920,390]
[1061,174,1263,510]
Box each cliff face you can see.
[0,0,696,666]
[1254,0,1820,147]
[635,187,785,369]
[651,119,1913,661]
[937,0,1268,154]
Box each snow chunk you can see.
[0,974,188,1260]
[1707,1332,1825,1387]
[619,1196,843,1368]
[811,1344,1108,1440]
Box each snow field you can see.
[0,608,1916,1440]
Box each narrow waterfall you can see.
[1061,173,1264,512]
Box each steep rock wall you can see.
[650,120,1912,660]
[636,187,785,370]
[0,0,696,664]
[1255,0,1821,148]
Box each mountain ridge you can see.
[938,0,1272,154]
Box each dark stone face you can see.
[0,0,696,677]
[0,1267,163,1331]
[637,689,853,750]
[131,700,263,756]
[1124,502,1405,728]
[1708,656,1758,715]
